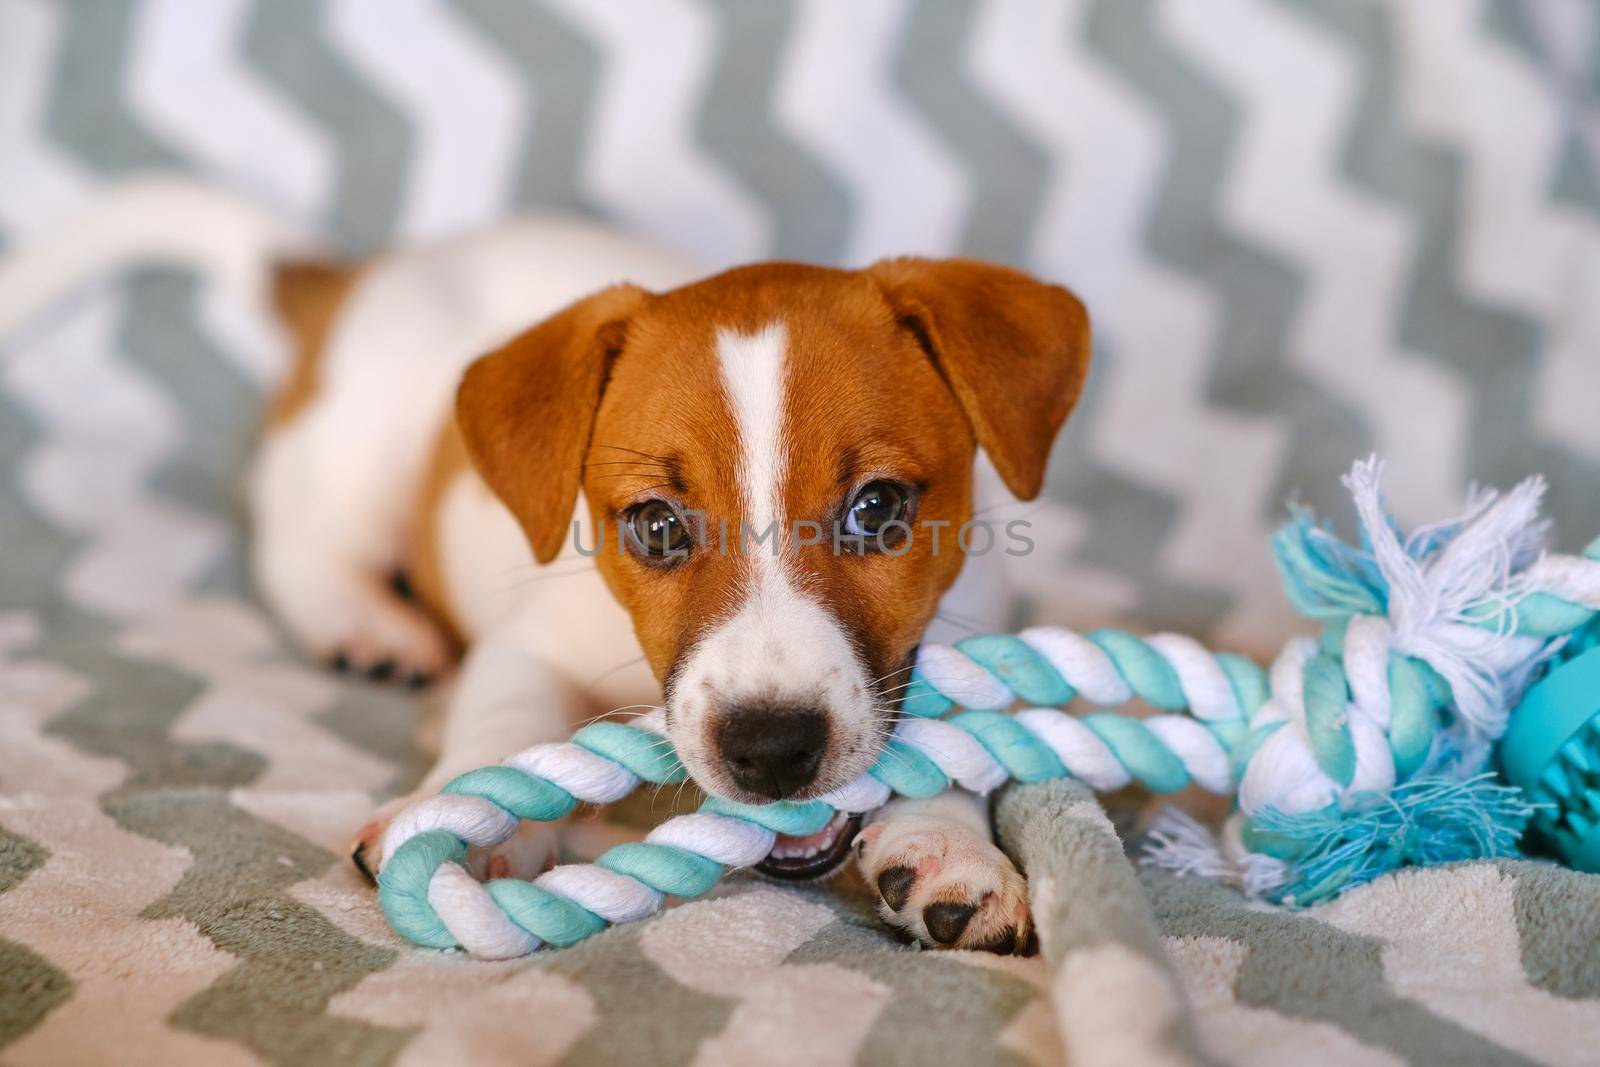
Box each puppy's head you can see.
[458,259,1088,836]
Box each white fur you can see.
[718,323,789,542]
[0,175,314,342]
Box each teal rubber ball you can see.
[1499,646,1600,874]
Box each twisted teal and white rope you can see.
[377,631,1262,958]
[378,460,1600,955]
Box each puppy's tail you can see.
[0,174,322,344]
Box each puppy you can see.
[251,217,1089,953]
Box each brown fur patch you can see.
[266,258,361,427]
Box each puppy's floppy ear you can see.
[868,257,1090,500]
[457,283,648,563]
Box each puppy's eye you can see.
[624,499,692,563]
[843,481,908,538]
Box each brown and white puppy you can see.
[251,218,1088,953]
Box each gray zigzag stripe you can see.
[1144,867,1539,1065]
[1506,860,1600,996]
[43,0,181,174]
[0,291,78,1047]
[452,0,603,214]
[132,272,257,539]
[1482,0,1600,216]
[243,0,411,249]
[1087,0,1371,531]
[891,0,1050,262]
[791,914,1041,1064]
[1550,136,1600,213]
[0,383,73,613]
[0,295,135,1052]
[695,0,852,262]
[0,823,73,1045]
[1483,0,1544,66]
[1292,0,1600,546]
[1484,0,1599,110]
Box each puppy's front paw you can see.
[320,602,452,688]
[351,801,560,885]
[854,816,1033,954]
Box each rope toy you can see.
[376,459,1600,957]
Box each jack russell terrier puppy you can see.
[251,218,1089,954]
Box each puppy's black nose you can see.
[715,705,828,800]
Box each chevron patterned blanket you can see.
[5,1,1600,1064]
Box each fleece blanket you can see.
[7,638,1600,1067]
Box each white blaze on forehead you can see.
[716,322,789,556]
[668,323,880,799]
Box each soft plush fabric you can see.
[4,1,1600,1064]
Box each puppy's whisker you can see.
[878,677,1012,703]
[498,560,593,578]
[874,745,916,776]
[873,680,931,698]
[969,497,1047,522]
[867,663,918,687]
[586,655,650,689]
[669,775,697,813]
[570,703,666,731]
[887,731,959,763]
[498,558,597,577]
[499,567,599,594]
[936,601,988,622]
